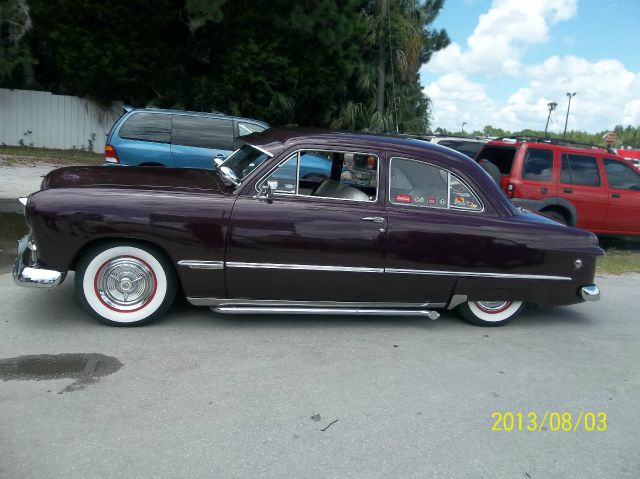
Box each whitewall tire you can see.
[75,243,177,326]
[458,300,524,327]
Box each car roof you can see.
[483,138,620,157]
[241,127,468,157]
[124,106,268,126]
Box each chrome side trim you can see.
[226,261,384,274]
[224,261,571,281]
[580,285,600,301]
[188,297,446,308]
[386,268,572,281]
[177,260,224,270]
[213,306,440,319]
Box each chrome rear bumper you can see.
[13,235,64,288]
[580,285,600,301]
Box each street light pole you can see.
[461,122,467,133]
[563,92,576,138]
[544,102,558,136]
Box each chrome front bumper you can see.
[13,235,64,288]
[580,285,600,301]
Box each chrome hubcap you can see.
[475,301,511,313]
[96,257,156,311]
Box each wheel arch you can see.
[70,237,177,278]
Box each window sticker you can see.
[395,194,412,203]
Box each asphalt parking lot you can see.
[0,271,638,479]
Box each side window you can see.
[119,112,171,143]
[522,148,553,181]
[171,115,234,150]
[560,154,600,186]
[603,159,640,190]
[238,122,266,137]
[264,153,298,195]
[389,158,482,211]
[258,150,378,202]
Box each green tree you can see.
[29,0,188,105]
[331,0,449,133]
[0,0,33,86]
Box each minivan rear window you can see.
[119,112,171,143]
[172,115,234,150]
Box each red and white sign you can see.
[603,132,619,145]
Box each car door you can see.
[602,157,640,234]
[558,152,608,231]
[171,115,235,168]
[384,156,500,304]
[225,148,387,302]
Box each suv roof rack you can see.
[493,136,604,150]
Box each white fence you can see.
[0,88,123,153]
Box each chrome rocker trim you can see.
[187,298,445,319]
[213,306,440,319]
[13,235,64,289]
[580,285,600,301]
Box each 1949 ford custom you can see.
[14,129,603,327]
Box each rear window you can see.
[561,154,601,186]
[476,146,516,174]
[119,112,171,143]
[522,148,553,181]
[238,122,266,137]
[172,115,234,150]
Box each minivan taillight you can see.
[105,145,119,164]
[506,183,515,198]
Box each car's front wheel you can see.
[458,300,524,326]
[75,243,177,326]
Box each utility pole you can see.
[461,122,467,133]
[544,102,557,136]
[563,92,576,137]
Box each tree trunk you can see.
[376,0,387,114]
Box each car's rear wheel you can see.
[458,300,524,326]
[75,243,176,326]
[541,209,568,225]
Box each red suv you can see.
[475,138,640,235]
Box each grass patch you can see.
[597,248,640,274]
[0,145,102,164]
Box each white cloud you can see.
[427,0,578,76]
[422,0,640,133]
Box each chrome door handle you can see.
[362,216,385,224]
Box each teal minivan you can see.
[105,107,269,168]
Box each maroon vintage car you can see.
[14,128,603,327]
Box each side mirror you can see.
[255,182,274,201]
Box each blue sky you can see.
[420,0,640,134]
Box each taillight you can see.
[105,145,119,164]
[367,156,377,169]
[506,183,515,198]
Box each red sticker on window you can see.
[428,196,436,204]
[395,194,412,203]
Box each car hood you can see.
[40,166,230,193]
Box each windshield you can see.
[219,145,271,186]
